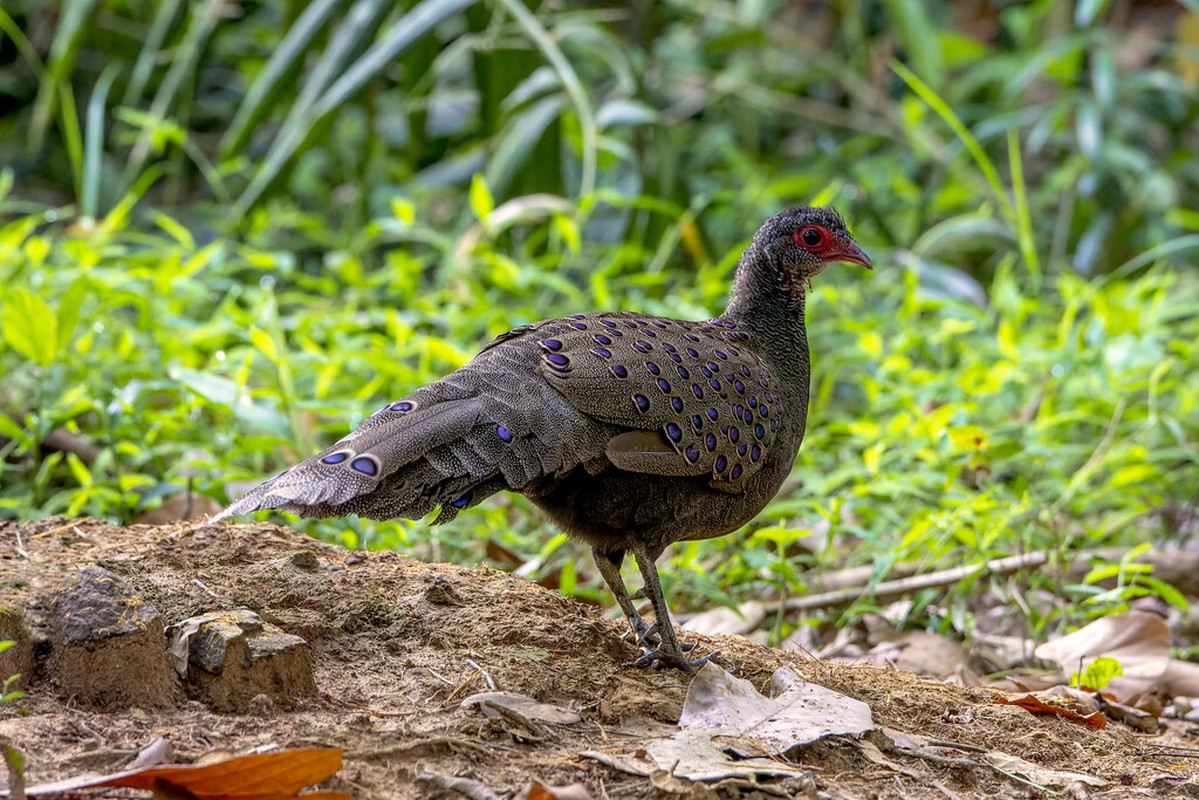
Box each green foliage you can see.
[1072,655,1124,692]
[1,1,1197,641]
[0,641,25,706]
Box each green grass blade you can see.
[58,83,84,204]
[1007,128,1040,285]
[83,65,120,220]
[226,0,395,219]
[231,0,477,222]
[881,0,943,87]
[485,95,566,196]
[28,0,97,155]
[312,0,476,115]
[496,0,597,199]
[121,0,184,107]
[892,60,1013,222]
[219,0,348,159]
[0,8,46,77]
[283,0,392,124]
[123,0,225,185]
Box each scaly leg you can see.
[593,546,700,658]
[592,548,656,644]
[628,543,718,672]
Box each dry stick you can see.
[784,552,1050,613]
[416,771,500,800]
[790,544,1199,614]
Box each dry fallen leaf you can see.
[523,781,595,800]
[1034,610,1171,704]
[644,730,812,781]
[677,661,874,750]
[580,664,871,783]
[21,747,346,799]
[461,691,583,725]
[993,692,1107,730]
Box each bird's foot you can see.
[632,645,720,673]
[629,620,696,652]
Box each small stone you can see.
[287,550,320,571]
[47,567,175,709]
[174,609,315,713]
[249,692,276,716]
[424,575,463,605]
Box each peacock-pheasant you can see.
[214,206,872,670]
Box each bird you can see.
[213,206,872,671]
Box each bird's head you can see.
[727,205,871,318]
[754,205,872,283]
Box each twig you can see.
[348,737,490,760]
[1139,744,1199,759]
[926,740,987,754]
[477,697,550,742]
[192,579,221,600]
[804,545,1199,607]
[784,552,1050,613]
[416,771,500,800]
[906,749,1055,796]
[13,525,28,560]
[465,658,496,691]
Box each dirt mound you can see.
[0,518,1193,798]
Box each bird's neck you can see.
[721,242,811,403]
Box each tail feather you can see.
[212,339,618,526]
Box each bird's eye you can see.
[795,226,826,249]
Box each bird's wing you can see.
[538,312,784,490]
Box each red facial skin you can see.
[792,224,873,269]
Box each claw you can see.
[635,621,659,646]
[633,647,721,672]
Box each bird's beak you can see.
[831,240,872,270]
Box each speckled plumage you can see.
[215,206,871,670]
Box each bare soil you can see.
[1,518,1197,799]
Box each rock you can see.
[47,566,175,708]
[0,605,34,690]
[171,609,316,712]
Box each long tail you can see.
[211,364,605,525]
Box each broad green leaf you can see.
[2,289,57,366]
[0,416,33,448]
[57,276,89,353]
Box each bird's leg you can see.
[628,543,718,672]
[592,548,656,644]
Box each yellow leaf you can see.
[470,173,494,224]
[249,327,277,362]
[859,330,883,357]
[1108,464,1157,488]
[863,442,885,474]
[947,425,988,451]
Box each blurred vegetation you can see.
[1,0,1197,646]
